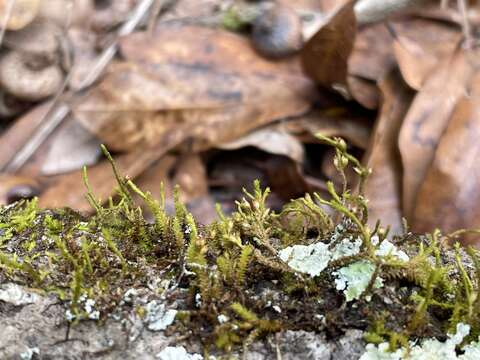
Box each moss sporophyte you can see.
[1,136,480,358]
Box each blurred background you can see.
[1,0,480,244]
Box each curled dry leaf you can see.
[348,22,395,82]
[0,0,39,30]
[393,35,440,90]
[301,1,356,91]
[218,128,305,164]
[346,75,379,110]
[73,24,313,152]
[398,48,478,220]
[347,22,395,109]
[413,93,480,245]
[363,69,414,236]
[284,110,372,150]
[391,19,461,90]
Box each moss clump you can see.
[1,137,480,357]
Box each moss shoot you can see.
[1,136,480,358]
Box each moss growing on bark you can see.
[0,137,480,358]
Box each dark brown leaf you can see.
[301,1,356,89]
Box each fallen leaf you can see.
[301,1,356,90]
[398,48,477,220]
[413,69,480,245]
[38,146,175,212]
[393,35,441,90]
[284,110,372,150]
[74,24,314,152]
[348,22,395,82]
[363,69,414,236]
[391,19,461,90]
[346,75,379,110]
[218,127,305,164]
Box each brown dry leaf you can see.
[363,70,414,236]
[301,1,356,90]
[260,155,323,201]
[348,22,395,82]
[74,24,313,152]
[413,89,480,245]
[346,23,395,109]
[399,48,479,220]
[393,35,440,90]
[38,147,167,211]
[391,19,461,90]
[218,128,305,164]
[346,75,379,109]
[284,110,372,150]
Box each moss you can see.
[0,137,480,357]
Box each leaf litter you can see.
[2,0,480,358]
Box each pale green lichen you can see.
[374,238,409,262]
[278,242,331,277]
[333,260,383,302]
[0,283,39,305]
[19,347,40,360]
[361,323,480,360]
[278,236,361,277]
[156,346,203,360]
[144,300,178,331]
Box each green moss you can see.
[0,137,480,357]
